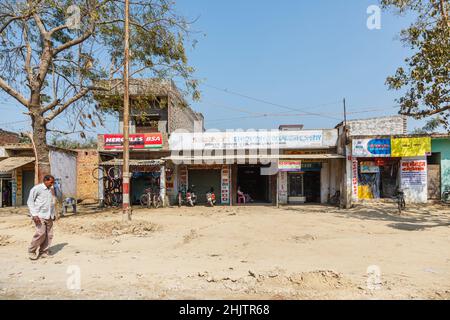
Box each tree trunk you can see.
[30,107,51,183]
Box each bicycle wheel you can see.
[104,193,112,207]
[108,166,122,180]
[111,193,122,207]
[92,167,105,180]
[140,194,149,207]
[178,193,182,207]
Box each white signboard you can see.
[278,171,288,204]
[401,160,427,186]
[170,131,324,150]
[221,166,230,204]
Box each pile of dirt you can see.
[59,220,161,238]
[183,229,200,244]
[196,269,353,296]
[287,270,350,289]
[0,235,13,246]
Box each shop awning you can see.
[0,157,35,173]
[99,159,164,166]
[164,154,345,162]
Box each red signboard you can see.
[104,133,163,150]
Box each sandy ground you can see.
[0,202,449,300]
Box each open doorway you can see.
[303,171,321,203]
[237,165,270,203]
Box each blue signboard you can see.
[353,138,391,157]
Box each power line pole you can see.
[122,0,131,221]
[343,98,347,128]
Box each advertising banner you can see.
[352,159,359,201]
[221,166,230,204]
[360,161,380,173]
[400,160,427,186]
[391,137,431,157]
[104,133,163,150]
[169,131,324,150]
[278,160,302,172]
[352,138,391,157]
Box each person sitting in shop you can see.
[237,186,246,204]
[237,186,253,204]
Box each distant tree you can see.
[0,0,199,180]
[411,116,444,133]
[50,135,97,149]
[382,0,449,129]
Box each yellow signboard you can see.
[391,137,431,157]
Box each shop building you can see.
[349,135,432,204]
[167,128,346,206]
[0,144,77,207]
[343,115,434,204]
[95,79,204,205]
[430,135,450,200]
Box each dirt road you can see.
[0,203,449,300]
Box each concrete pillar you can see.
[343,146,353,209]
[321,162,329,204]
[0,179,3,207]
[160,165,166,206]
[98,166,104,206]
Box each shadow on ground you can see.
[49,242,68,255]
[282,203,450,231]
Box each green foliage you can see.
[49,135,97,149]
[0,0,200,132]
[382,0,450,129]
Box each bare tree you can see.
[0,0,199,179]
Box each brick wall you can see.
[346,115,407,136]
[0,129,20,145]
[168,93,203,133]
[76,149,99,202]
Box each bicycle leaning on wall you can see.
[92,166,123,207]
[393,188,406,214]
[442,187,450,204]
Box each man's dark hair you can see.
[43,175,55,182]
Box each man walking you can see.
[27,175,56,260]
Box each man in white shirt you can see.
[27,175,56,260]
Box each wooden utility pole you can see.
[122,0,131,221]
[343,98,347,128]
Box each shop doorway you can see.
[303,172,321,203]
[22,170,35,204]
[131,171,160,205]
[427,153,441,200]
[237,165,270,203]
[188,169,221,204]
[1,179,12,207]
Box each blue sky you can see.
[177,0,419,130]
[0,0,422,136]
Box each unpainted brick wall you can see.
[347,116,407,136]
[0,129,20,145]
[168,93,202,133]
[76,149,99,201]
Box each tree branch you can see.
[0,77,29,107]
[54,26,95,55]
[402,105,450,117]
[44,87,90,122]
